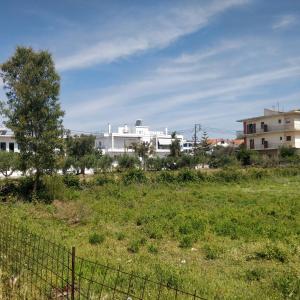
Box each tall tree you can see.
[131,141,154,170]
[0,151,19,177]
[0,47,64,192]
[199,131,210,152]
[65,134,97,174]
[169,131,181,158]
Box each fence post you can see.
[71,246,75,300]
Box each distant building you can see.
[0,128,19,153]
[95,120,184,157]
[237,108,300,153]
[207,138,244,148]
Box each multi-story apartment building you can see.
[95,120,184,157]
[237,108,300,153]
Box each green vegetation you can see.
[0,168,299,299]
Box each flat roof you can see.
[237,110,300,122]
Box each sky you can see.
[0,0,300,138]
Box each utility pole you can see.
[193,124,201,155]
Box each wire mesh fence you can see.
[0,220,205,300]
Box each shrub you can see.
[245,268,265,282]
[117,154,140,170]
[203,244,223,260]
[0,179,18,200]
[252,244,288,263]
[146,157,163,171]
[177,169,197,182]
[122,169,147,185]
[116,232,125,241]
[273,272,300,299]
[127,240,140,253]
[179,235,194,248]
[94,175,113,186]
[156,171,176,183]
[63,174,80,189]
[89,233,105,245]
[148,244,158,254]
[42,175,65,201]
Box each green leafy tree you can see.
[65,134,97,174]
[117,154,140,171]
[95,154,113,173]
[0,47,64,192]
[132,141,154,170]
[169,131,181,158]
[0,151,19,177]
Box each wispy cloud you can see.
[272,14,298,30]
[56,0,249,71]
[64,36,300,135]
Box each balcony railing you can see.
[241,124,300,136]
[252,142,293,150]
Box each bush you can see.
[0,179,18,201]
[89,233,105,245]
[63,174,80,189]
[245,268,265,282]
[179,235,194,248]
[203,244,223,260]
[148,244,158,254]
[273,272,300,299]
[117,154,140,170]
[156,171,176,183]
[146,157,163,171]
[177,169,197,182]
[42,175,65,201]
[94,175,113,186]
[127,240,140,253]
[116,232,125,241]
[252,244,288,263]
[122,169,147,185]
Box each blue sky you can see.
[1,0,300,138]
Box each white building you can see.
[0,128,19,153]
[95,120,184,157]
[237,108,300,153]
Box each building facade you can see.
[95,120,184,157]
[0,128,19,153]
[237,109,300,153]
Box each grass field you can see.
[0,170,300,299]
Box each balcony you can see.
[253,141,293,150]
[243,124,298,136]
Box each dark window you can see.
[261,138,265,145]
[9,143,14,152]
[0,142,6,151]
[280,137,282,141]
[278,119,282,124]
[286,136,291,141]
[250,139,255,149]
[264,140,268,149]
[260,122,264,129]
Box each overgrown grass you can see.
[0,167,300,299]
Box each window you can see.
[261,138,265,145]
[249,139,255,149]
[278,119,282,124]
[280,136,282,141]
[0,142,6,151]
[286,136,291,141]
[260,122,264,129]
[9,143,14,152]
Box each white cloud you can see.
[272,14,298,30]
[56,0,249,71]
[63,36,300,134]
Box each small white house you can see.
[95,120,184,157]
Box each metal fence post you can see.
[71,246,75,300]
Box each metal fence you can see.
[0,221,205,300]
